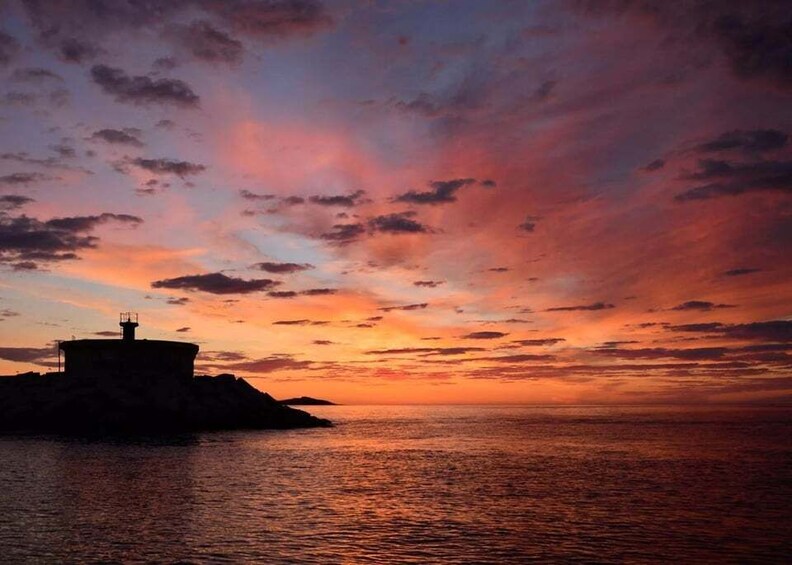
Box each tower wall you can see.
[59,340,199,383]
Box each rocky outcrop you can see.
[280,396,336,405]
[0,372,331,433]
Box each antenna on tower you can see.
[119,312,139,341]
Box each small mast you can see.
[119,312,139,341]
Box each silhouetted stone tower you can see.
[59,314,198,383]
[120,312,139,341]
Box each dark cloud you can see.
[593,346,729,361]
[49,88,70,107]
[722,320,792,342]
[11,67,63,83]
[533,79,557,102]
[414,280,444,288]
[676,159,792,201]
[723,267,762,277]
[545,302,615,312]
[363,347,433,355]
[0,308,21,320]
[320,212,431,239]
[59,38,101,63]
[696,129,788,154]
[267,288,337,298]
[212,0,332,39]
[175,326,190,332]
[153,57,178,70]
[3,91,37,106]
[201,350,249,362]
[668,322,726,333]
[463,331,508,339]
[0,195,35,210]
[669,320,792,342]
[130,158,206,176]
[272,319,327,326]
[426,347,487,356]
[379,303,428,312]
[392,94,444,118]
[18,0,332,52]
[151,272,280,294]
[488,267,509,272]
[91,128,144,147]
[599,340,641,348]
[309,189,366,207]
[320,223,365,244]
[512,338,566,346]
[166,297,190,306]
[252,261,313,274]
[0,346,54,364]
[45,213,143,232]
[241,194,306,217]
[393,178,478,205]
[49,143,75,159]
[224,354,313,373]
[167,20,243,64]
[0,173,53,186]
[0,30,20,66]
[576,2,792,91]
[713,13,792,90]
[518,216,539,232]
[240,189,276,201]
[0,152,84,173]
[368,211,429,234]
[91,64,200,107]
[313,340,334,345]
[641,159,665,172]
[93,331,119,336]
[365,347,486,356]
[301,288,337,296]
[0,212,141,267]
[592,343,792,366]
[471,353,555,363]
[268,290,298,298]
[670,300,736,311]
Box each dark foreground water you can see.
[0,405,790,563]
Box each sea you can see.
[0,405,790,563]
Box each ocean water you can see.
[0,405,790,563]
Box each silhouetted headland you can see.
[280,396,337,405]
[0,314,330,433]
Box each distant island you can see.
[0,314,331,433]
[280,396,337,405]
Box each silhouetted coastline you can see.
[0,372,331,433]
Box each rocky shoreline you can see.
[0,372,332,433]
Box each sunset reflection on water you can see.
[1,405,790,563]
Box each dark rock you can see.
[279,396,336,405]
[0,372,331,433]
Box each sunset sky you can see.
[0,0,790,404]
